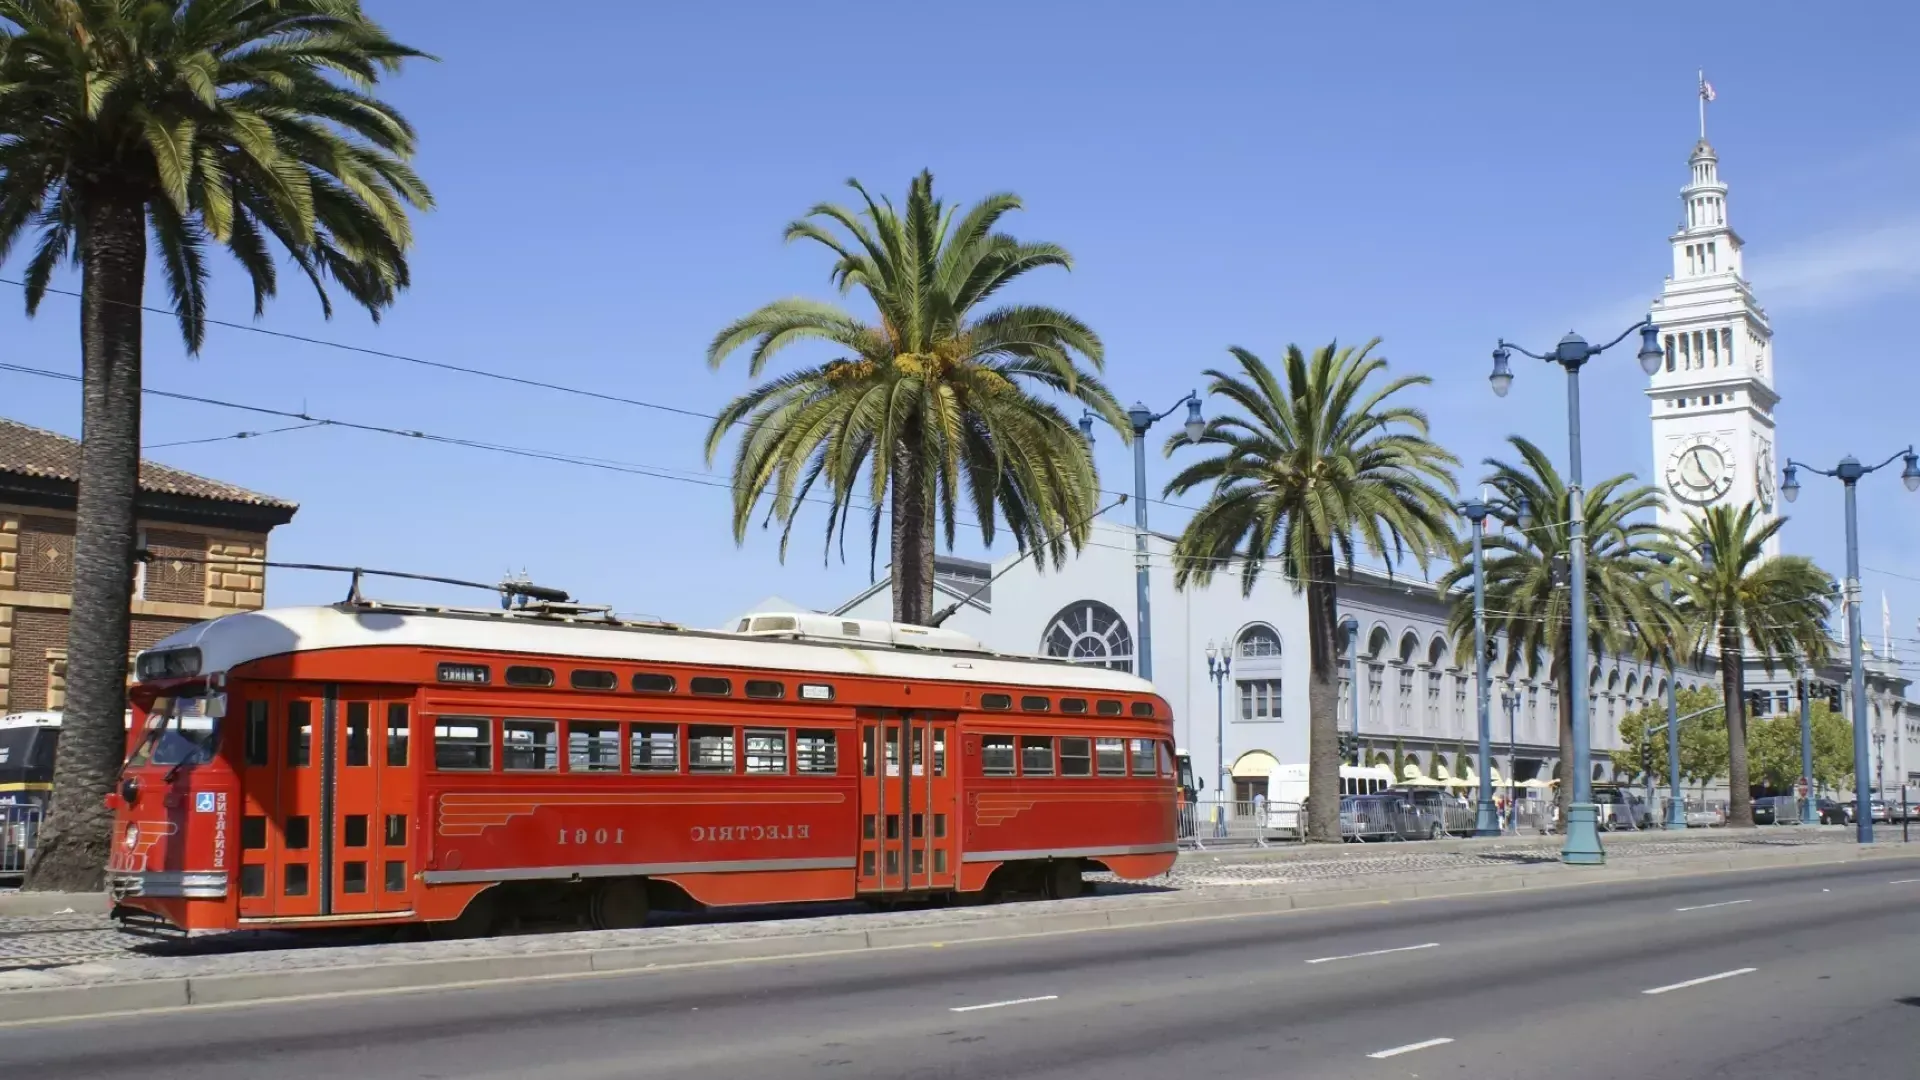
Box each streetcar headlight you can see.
[123,823,140,850]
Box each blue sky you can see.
[3,2,1918,662]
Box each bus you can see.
[0,712,62,873]
[1262,763,1395,835]
[106,599,1180,937]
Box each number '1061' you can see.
[557,828,624,845]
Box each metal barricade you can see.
[1180,795,1304,850]
[1,803,43,878]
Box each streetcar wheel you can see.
[429,889,499,940]
[1044,861,1084,900]
[589,879,650,931]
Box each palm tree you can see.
[1,1,432,890]
[1162,340,1458,842]
[1439,437,1679,822]
[706,171,1122,624]
[1671,503,1833,827]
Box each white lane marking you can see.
[1890,878,1920,885]
[1305,942,1440,964]
[1674,899,1752,912]
[1642,968,1757,995]
[950,995,1059,1013]
[1367,1037,1455,1059]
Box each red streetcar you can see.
[106,587,1178,936]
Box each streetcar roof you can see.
[138,604,1163,698]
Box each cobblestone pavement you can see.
[0,828,1877,979]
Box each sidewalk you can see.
[1,828,1912,1024]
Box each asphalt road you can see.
[4,857,1918,1080]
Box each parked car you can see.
[1816,798,1853,825]
[1393,787,1477,837]
[1340,793,1429,842]
[1869,799,1893,824]
[1752,795,1806,825]
[1684,801,1726,827]
[1593,787,1652,830]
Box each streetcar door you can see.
[857,711,957,895]
[236,683,324,920]
[330,687,417,916]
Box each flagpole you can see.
[1698,69,1707,139]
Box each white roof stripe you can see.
[146,606,1163,699]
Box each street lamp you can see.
[1501,683,1521,834]
[1653,552,1687,830]
[1797,659,1817,826]
[1874,730,1887,799]
[1779,445,1918,843]
[1457,493,1533,837]
[1488,320,1663,866]
[1204,639,1232,802]
[1082,393,1205,683]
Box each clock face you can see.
[1755,446,1776,509]
[1665,436,1735,506]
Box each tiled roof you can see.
[0,416,297,509]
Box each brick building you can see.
[0,418,297,712]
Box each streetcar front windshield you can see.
[128,693,221,768]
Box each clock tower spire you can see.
[1646,93,1781,556]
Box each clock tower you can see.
[1646,134,1781,556]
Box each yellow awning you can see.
[1230,749,1281,778]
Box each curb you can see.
[3,844,1915,1025]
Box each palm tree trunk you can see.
[1304,546,1341,842]
[24,194,147,892]
[889,431,935,626]
[1721,626,1752,827]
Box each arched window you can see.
[1040,601,1134,673]
[1237,624,1282,659]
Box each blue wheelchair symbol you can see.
[194,792,217,813]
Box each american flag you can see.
[1700,78,1717,102]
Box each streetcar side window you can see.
[1157,742,1175,777]
[386,704,411,767]
[1131,702,1156,718]
[503,719,559,772]
[1020,735,1054,776]
[689,725,736,772]
[1128,738,1154,776]
[981,734,1016,776]
[796,730,837,774]
[629,723,679,772]
[1060,737,1092,777]
[981,694,1012,711]
[1095,737,1127,776]
[434,718,492,771]
[570,669,617,692]
[1096,700,1123,716]
[745,728,789,774]
[567,720,622,773]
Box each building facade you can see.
[0,418,297,712]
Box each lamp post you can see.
[1489,320,1665,865]
[1798,660,1817,826]
[1653,552,1687,830]
[1501,683,1520,834]
[1204,640,1231,801]
[1083,395,1205,684]
[1874,730,1887,800]
[1780,445,1919,843]
[1342,617,1361,753]
[1457,494,1533,836]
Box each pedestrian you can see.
[1253,791,1268,830]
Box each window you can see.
[797,730,837,774]
[1020,736,1054,776]
[690,725,735,771]
[690,677,731,697]
[1237,625,1282,658]
[1096,737,1127,776]
[241,816,266,850]
[285,816,310,850]
[241,865,265,898]
[1096,700,1122,716]
[244,701,269,767]
[1129,738,1155,776]
[630,723,679,772]
[385,862,407,893]
[568,721,622,772]
[1238,679,1282,721]
[1020,695,1051,712]
[1060,737,1092,777]
[933,728,947,776]
[385,814,407,845]
[285,702,312,768]
[503,719,558,771]
[981,693,1012,711]
[284,863,309,897]
[745,679,785,700]
[1060,698,1088,714]
[570,669,617,691]
[745,729,789,774]
[434,717,492,771]
[1040,600,1134,672]
[982,734,1015,776]
[1131,702,1155,718]
[344,815,368,847]
[504,665,554,688]
[343,862,367,895]
[632,672,675,694]
[1158,743,1175,776]
[345,702,370,766]
[386,704,411,767]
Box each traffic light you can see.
[1337,732,1357,765]
[1549,553,1572,587]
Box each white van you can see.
[1265,763,1395,834]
